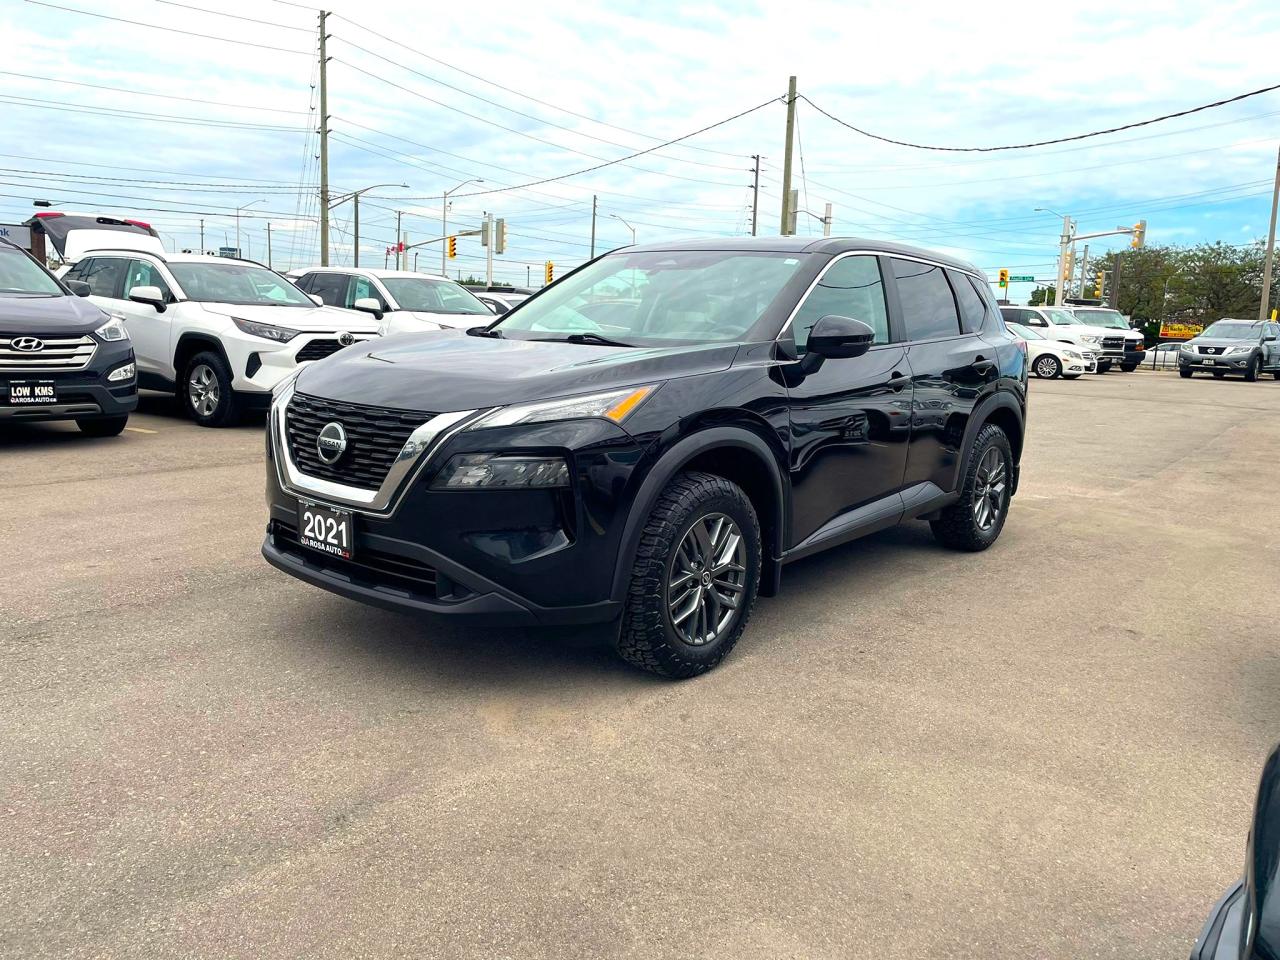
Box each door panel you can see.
[783,254,911,546]
[120,259,175,378]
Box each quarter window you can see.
[949,270,987,333]
[77,257,129,298]
[791,255,890,350]
[891,259,961,341]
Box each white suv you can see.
[999,305,1112,371]
[62,251,381,426]
[287,267,495,335]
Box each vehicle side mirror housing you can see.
[1265,334,1277,342]
[66,279,91,297]
[799,315,875,373]
[128,285,166,313]
[308,293,324,307]
[352,297,384,321]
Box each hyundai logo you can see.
[316,422,348,465]
[11,336,44,352]
[337,331,355,347]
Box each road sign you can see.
[1008,274,1035,282]
[0,224,32,249]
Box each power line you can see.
[0,95,303,132]
[798,83,1280,153]
[0,70,311,115]
[23,0,313,54]
[0,152,307,185]
[151,0,311,32]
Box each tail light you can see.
[125,219,152,230]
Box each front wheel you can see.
[615,472,761,678]
[76,415,128,437]
[1120,363,1137,372]
[1245,356,1261,382]
[181,350,240,427]
[931,423,1013,552]
[1180,368,1193,378]
[1033,354,1062,379]
[1096,360,1113,373]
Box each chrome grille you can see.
[0,335,97,371]
[285,392,433,491]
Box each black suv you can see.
[262,238,1028,677]
[0,239,137,436]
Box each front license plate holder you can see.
[298,500,355,560]
[5,380,57,405]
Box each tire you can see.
[930,423,1013,552]
[1033,354,1061,379]
[1120,363,1137,372]
[615,471,761,679]
[1063,374,1082,380]
[1096,360,1112,373]
[180,350,240,427]
[1179,369,1193,378]
[1273,371,1280,380]
[1245,356,1261,382]
[75,415,128,437]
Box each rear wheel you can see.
[76,415,128,438]
[1245,356,1261,382]
[931,423,1013,552]
[181,350,240,427]
[1033,354,1061,379]
[615,472,761,678]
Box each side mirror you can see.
[66,279,91,297]
[352,297,384,321]
[1265,334,1277,342]
[799,315,875,373]
[308,293,324,307]
[128,285,166,313]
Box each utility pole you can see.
[590,195,597,258]
[394,210,402,270]
[198,219,204,254]
[750,154,761,236]
[779,75,797,235]
[1077,244,1089,300]
[526,265,530,287]
[352,194,360,267]
[822,201,833,237]
[1260,143,1280,322]
[1054,215,1075,307]
[317,10,330,266]
[485,212,494,285]
[266,222,272,269]
[1110,252,1123,309]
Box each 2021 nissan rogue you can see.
[262,238,1029,677]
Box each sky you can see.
[2,0,1278,298]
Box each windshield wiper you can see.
[467,325,503,338]
[546,332,634,347]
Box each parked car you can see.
[1178,319,1280,381]
[1068,306,1146,371]
[1189,741,1278,959]
[26,209,164,266]
[471,291,528,316]
[1005,321,1095,378]
[999,305,1113,371]
[288,268,493,334]
[1150,341,1184,367]
[0,237,137,436]
[62,251,380,426]
[262,237,1029,677]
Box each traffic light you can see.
[495,218,506,255]
[544,261,554,285]
[447,235,457,259]
[998,268,1009,288]
[1096,270,1106,296]
[1130,219,1147,249]
[1063,250,1074,275]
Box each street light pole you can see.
[1260,143,1280,322]
[442,178,484,276]
[609,213,636,246]
[329,183,409,268]
[236,200,264,258]
[1037,208,1075,306]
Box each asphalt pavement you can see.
[2,370,1278,959]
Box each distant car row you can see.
[998,304,1145,379]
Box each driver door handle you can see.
[971,358,997,377]
[889,369,907,392]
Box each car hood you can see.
[292,329,740,412]
[0,293,108,336]
[195,301,381,333]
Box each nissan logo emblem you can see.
[316,421,348,465]
[11,336,44,352]
[337,331,355,347]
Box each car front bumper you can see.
[1180,354,1254,372]
[230,332,380,394]
[1189,880,1246,960]
[0,342,138,421]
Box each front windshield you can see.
[493,250,807,345]
[0,249,63,297]
[1202,321,1261,340]
[1006,322,1044,340]
[1044,309,1080,325]
[382,278,490,315]
[1075,308,1128,329]
[168,261,312,306]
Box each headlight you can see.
[1228,344,1255,355]
[1081,335,1102,344]
[107,361,135,382]
[232,316,300,343]
[94,314,129,342]
[467,385,657,430]
[431,453,570,489]
[1063,350,1082,360]
[1181,344,1197,353]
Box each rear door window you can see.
[305,272,349,307]
[79,257,129,298]
[891,258,961,341]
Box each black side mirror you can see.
[65,279,91,297]
[1265,334,1277,342]
[799,315,875,374]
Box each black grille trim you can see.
[285,392,434,491]
[296,339,347,362]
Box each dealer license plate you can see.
[5,380,57,405]
[298,501,354,560]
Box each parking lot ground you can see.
[2,373,1279,960]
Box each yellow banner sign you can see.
[1159,321,1204,340]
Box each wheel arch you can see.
[953,390,1025,495]
[610,426,787,603]
[173,333,233,390]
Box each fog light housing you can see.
[432,454,570,489]
[107,361,136,382]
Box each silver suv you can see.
[1178,318,1280,381]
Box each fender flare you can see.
[953,389,1025,492]
[609,426,786,604]
[174,332,234,386]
